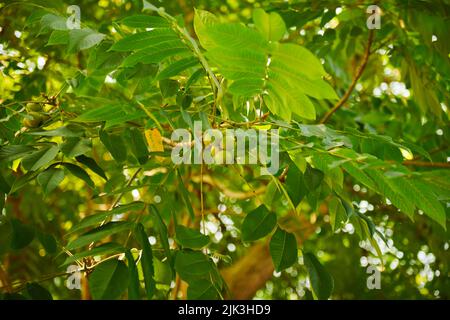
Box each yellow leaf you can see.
[145,128,164,152]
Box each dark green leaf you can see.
[76,155,107,180]
[25,283,53,300]
[135,223,155,299]
[241,205,277,241]
[22,145,59,172]
[10,219,35,250]
[63,163,95,188]
[126,250,141,300]
[303,252,334,300]
[175,225,209,249]
[66,221,132,250]
[269,227,297,272]
[37,168,65,195]
[89,259,129,300]
[37,232,57,254]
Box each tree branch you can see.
[320,29,375,124]
[402,160,450,169]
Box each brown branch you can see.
[191,175,265,200]
[402,160,450,169]
[320,29,375,124]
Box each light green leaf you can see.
[253,8,287,42]
[120,15,169,29]
[111,29,179,52]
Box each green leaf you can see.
[154,257,173,285]
[63,163,95,188]
[285,164,309,207]
[47,30,69,46]
[70,202,144,234]
[99,130,128,163]
[194,9,219,50]
[159,79,179,98]
[403,179,447,229]
[39,14,67,33]
[76,155,107,180]
[177,170,195,221]
[61,138,91,158]
[37,168,65,195]
[328,197,348,232]
[126,250,141,300]
[10,219,35,250]
[195,12,337,121]
[253,9,287,42]
[62,243,124,266]
[187,279,218,300]
[68,28,105,53]
[175,225,209,249]
[174,251,213,282]
[135,223,155,299]
[66,221,132,250]
[269,227,298,272]
[25,283,53,300]
[303,252,334,300]
[156,57,199,80]
[365,171,415,219]
[304,165,324,191]
[122,41,190,67]
[0,145,35,163]
[89,259,129,300]
[37,232,57,254]
[128,127,149,165]
[111,29,179,52]
[149,205,172,265]
[27,125,85,138]
[22,145,59,172]
[120,15,169,29]
[74,104,144,126]
[241,205,277,242]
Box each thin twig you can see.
[320,29,375,124]
[402,161,450,169]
